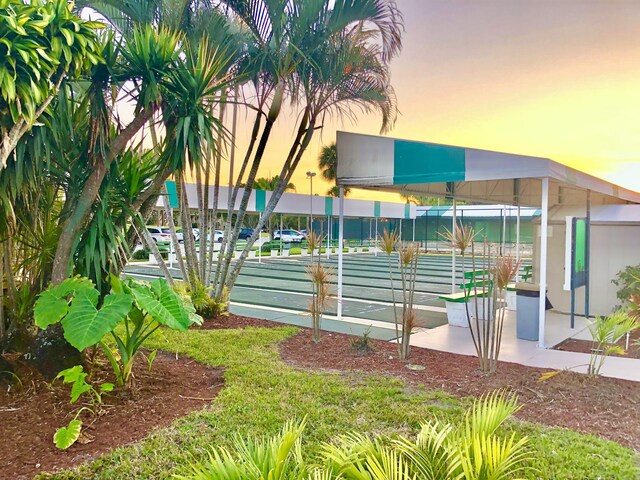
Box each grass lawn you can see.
[41,326,639,479]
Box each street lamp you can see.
[306,171,316,232]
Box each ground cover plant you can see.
[34,323,639,480]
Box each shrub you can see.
[178,391,531,480]
[612,264,640,305]
[131,249,150,260]
[34,275,201,387]
[587,309,639,376]
[350,327,375,354]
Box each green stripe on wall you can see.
[325,196,333,216]
[393,140,465,184]
[374,201,381,218]
[404,203,410,219]
[255,190,266,212]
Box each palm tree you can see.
[225,2,404,289]
[254,175,296,192]
[318,142,350,197]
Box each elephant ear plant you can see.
[34,275,202,387]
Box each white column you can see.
[516,205,521,280]
[374,217,378,256]
[451,199,457,293]
[412,218,416,242]
[326,216,331,259]
[337,188,345,318]
[538,177,549,348]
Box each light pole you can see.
[306,171,316,233]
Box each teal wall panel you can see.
[393,140,465,184]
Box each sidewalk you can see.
[409,310,640,382]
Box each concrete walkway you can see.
[409,310,640,382]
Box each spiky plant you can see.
[486,255,520,373]
[318,390,530,480]
[306,262,333,344]
[439,222,477,256]
[177,419,309,480]
[379,229,402,354]
[306,231,323,260]
[587,309,639,376]
[396,241,420,360]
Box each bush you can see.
[174,281,228,319]
[612,264,640,305]
[34,275,201,388]
[178,391,531,480]
[131,249,150,260]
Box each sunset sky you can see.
[234,0,640,201]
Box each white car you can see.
[272,229,304,243]
[147,227,178,243]
[196,229,224,242]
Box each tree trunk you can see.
[216,118,274,298]
[177,175,198,289]
[224,116,315,290]
[50,107,156,285]
[213,110,262,296]
[135,216,174,285]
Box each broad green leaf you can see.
[55,365,84,384]
[61,292,133,351]
[130,279,193,332]
[34,277,97,329]
[100,383,114,393]
[70,378,92,403]
[54,419,82,450]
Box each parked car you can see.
[238,228,254,240]
[272,229,304,243]
[147,226,181,243]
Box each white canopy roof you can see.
[336,131,640,207]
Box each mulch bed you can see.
[195,313,283,330]
[0,351,224,480]
[555,329,640,359]
[279,328,640,451]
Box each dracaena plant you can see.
[34,275,202,387]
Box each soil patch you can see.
[196,313,283,330]
[555,329,640,359]
[0,351,223,479]
[280,329,640,451]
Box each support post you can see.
[538,177,549,348]
[516,205,521,281]
[451,199,457,293]
[412,217,416,243]
[585,189,591,319]
[337,188,345,318]
[374,217,378,256]
[327,216,331,259]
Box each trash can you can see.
[515,283,552,341]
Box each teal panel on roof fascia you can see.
[393,140,466,184]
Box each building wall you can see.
[534,221,640,317]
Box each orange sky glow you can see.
[224,0,640,202]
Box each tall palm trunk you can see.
[213,110,261,296]
[134,215,174,285]
[215,115,276,298]
[225,114,315,290]
[177,174,198,289]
